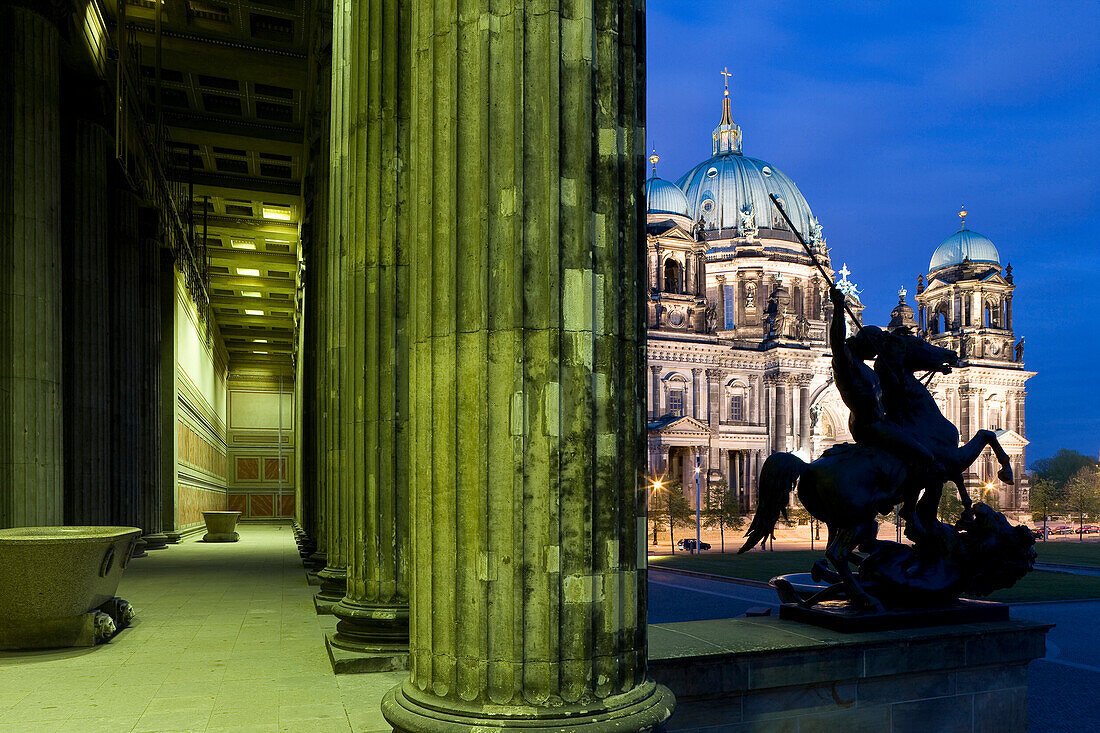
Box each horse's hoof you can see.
[998,467,1015,485]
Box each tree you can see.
[703,479,744,553]
[663,483,695,554]
[1063,467,1100,541]
[1031,450,1099,491]
[649,494,667,546]
[1029,478,1061,540]
[937,482,964,524]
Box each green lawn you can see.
[650,549,1100,603]
[1033,540,1100,567]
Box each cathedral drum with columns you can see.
[645,81,1034,516]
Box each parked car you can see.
[675,538,712,551]
[1052,525,1075,535]
[1032,527,1050,540]
[1075,525,1099,534]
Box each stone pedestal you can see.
[201,511,242,542]
[381,0,672,728]
[649,616,1050,732]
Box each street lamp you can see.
[651,480,663,546]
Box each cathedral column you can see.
[0,4,64,527]
[706,369,722,486]
[1005,294,1013,331]
[1006,390,1017,431]
[691,368,702,419]
[715,275,726,329]
[650,365,661,420]
[382,0,673,728]
[798,375,812,454]
[327,0,411,667]
[771,375,788,454]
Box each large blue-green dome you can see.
[929,227,1000,272]
[645,175,690,216]
[676,153,816,237]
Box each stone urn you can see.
[201,511,242,542]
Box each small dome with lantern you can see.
[929,207,1000,273]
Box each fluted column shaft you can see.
[63,120,110,525]
[316,0,351,607]
[0,6,64,528]
[329,0,410,652]
[382,1,672,728]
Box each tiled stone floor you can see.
[0,523,402,733]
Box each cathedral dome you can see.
[674,77,817,237]
[645,174,690,216]
[676,153,815,236]
[929,219,1000,273]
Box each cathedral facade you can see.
[646,82,1033,514]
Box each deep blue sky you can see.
[646,0,1100,466]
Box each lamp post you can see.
[695,455,702,555]
[651,480,663,546]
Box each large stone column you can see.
[326,0,411,669]
[382,0,673,729]
[649,365,661,419]
[63,119,110,525]
[0,5,64,528]
[315,0,349,613]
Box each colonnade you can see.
[297,0,673,728]
[0,3,166,541]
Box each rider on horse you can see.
[829,286,947,522]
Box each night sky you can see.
[646,0,1099,466]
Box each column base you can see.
[313,566,347,615]
[381,678,674,732]
[163,531,183,544]
[142,533,169,551]
[325,634,409,674]
[326,598,409,673]
[129,538,148,559]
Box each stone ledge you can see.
[650,616,1051,732]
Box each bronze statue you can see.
[751,192,1035,613]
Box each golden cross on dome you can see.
[721,67,732,96]
[650,148,659,175]
[958,205,968,228]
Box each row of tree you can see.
[1028,449,1100,539]
[649,480,746,553]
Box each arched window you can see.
[984,299,999,328]
[663,259,682,294]
[931,305,949,334]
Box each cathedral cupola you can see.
[712,68,742,155]
[888,288,917,331]
[644,151,691,217]
[929,206,1001,275]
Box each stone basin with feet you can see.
[202,511,242,542]
[0,526,142,649]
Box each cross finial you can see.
[649,148,659,175]
[838,263,851,282]
[958,205,968,228]
[721,67,732,96]
[898,287,907,300]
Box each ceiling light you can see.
[261,206,292,221]
[245,309,264,316]
[237,268,261,277]
[230,239,256,250]
[241,291,262,298]
[254,351,268,355]
[254,339,268,343]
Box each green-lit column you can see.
[314,0,350,613]
[382,1,673,730]
[327,0,410,669]
[0,5,64,528]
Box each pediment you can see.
[993,429,1029,450]
[649,222,696,242]
[653,415,711,436]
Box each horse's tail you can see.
[738,452,807,554]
